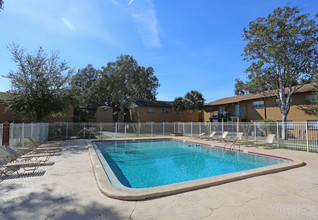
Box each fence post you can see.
[37,123,40,140]
[100,123,102,138]
[305,121,309,152]
[254,122,257,141]
[115,122,118,134]
[163,122,165,136]
[210,122,211,134]
[221,118,224,134]
[2,122,10,147]
[10,123,13,148]
[199,122,201,134]
[191,122,193,137]
[183,122,185,134]
[151,123,153,137]
[31,122,33,138]
[22,123,25,147]
[83,123,86,138]
[276,122,279,139]
[125,123,127,136]
[46,123,49,140]
[66,123,68,140]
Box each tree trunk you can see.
[118,96,125,122]
[279,88,291,141]
[281,112,287,140]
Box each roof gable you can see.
[205,84,315,106]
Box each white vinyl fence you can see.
[2,121,318,152]
[8,123,49,148]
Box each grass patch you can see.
[118,133,161,137]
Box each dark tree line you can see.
[3,44,159,122]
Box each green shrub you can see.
[259,119,275,133]
[77,128,96,139]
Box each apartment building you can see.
[204,84,318,124]
[128,100,203,123]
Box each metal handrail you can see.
[229,137,240,151]
[223,137,233,149]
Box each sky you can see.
[0,0,317,103]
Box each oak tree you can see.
[240,5,318,139]
[4,44,73,121]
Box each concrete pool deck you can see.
[89,138,305,201]
[1,137,318,219]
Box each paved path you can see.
[104,132,128,138]
[0,138,318,219]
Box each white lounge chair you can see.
[255,134,276,147]
[207,131,216,140]
[28,136,60,152]
[217,131,229,142]
[198,133,206,139]
[0,152,41,176]
[0,145,51,163]
[193,133,206,139]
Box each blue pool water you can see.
[93,139,288,188]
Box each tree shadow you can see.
[0,170,46,182]
[0,161,56,182]
[0,184,122,220]
[297,105,315,115]
[58,140,90,159]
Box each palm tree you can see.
[185,90,205,122]
[173,97,186,121]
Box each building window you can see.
[275,98,292,107]
[219,106,226,113]
[307,120,318,130]
[252,101,264,109]
[146,108,154,113]
[306,95,318,105]
[278,120,293,130]
[161,108,169,114]
[235,104,245,117]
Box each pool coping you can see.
[88,137,306,201]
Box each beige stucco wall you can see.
[204,92,318,122]
[94,106,113,122]
[129,106,202,122]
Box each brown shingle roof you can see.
[132,100,173,107]
[205,84,315,106]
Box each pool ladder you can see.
[223,137,240,151]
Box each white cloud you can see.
[62,17,76,31]
[127,0,161,48]
[111,0,161,48]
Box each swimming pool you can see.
[90,138,305,200]
[94,139,287,188]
